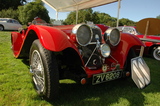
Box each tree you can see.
[0,0,28,10]
[0,8,19,20]
[64,9,119,27]
[64,8,136,27]
[156,15,160,19]
[64,9,93,25]
[106,17,117,27]
[18,1,50,25]
[50,19,56,24]
[119,18,136,26]
[64,11,76,25]
[96,13,111,24]
[92,12,117,27]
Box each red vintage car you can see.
[117,26,160,60]
[11,0,150,100]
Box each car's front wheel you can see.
[123,48,137,77]
[0,25,4,31]
[29,39,59,100]
[152,46,160,61]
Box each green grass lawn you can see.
[0,31,160,106]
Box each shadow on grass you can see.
[56,80,142,106]
[28,57,160,106]
[51,58,159,106]
[43,76,159,106]
[21,59,29,68]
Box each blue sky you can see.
[44,0,160,22]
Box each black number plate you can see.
[92,71,122,85]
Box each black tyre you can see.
[29,39,59,100]
[152,46,160,61]
[123,48,137,77]
[0,25,4,31]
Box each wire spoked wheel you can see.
[29,39,59,100]
[30,50,45,94]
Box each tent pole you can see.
[76,10,78,24]
[116,0,121,27]
[56,11,58,20]
[76,5,79,24]
[139,20,150,57]
[73,0,78,24]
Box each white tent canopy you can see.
[42,0,121,26]
[42,0,119,12]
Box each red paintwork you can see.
[11,32,24,57]
[137,34,160,55]
[137,34,160,46]
[11,24,145,78]
[85,33,145,78]
[119,26,160,55]
[30,25,74,51]
[11,25,77,57]
[96,24,109,34]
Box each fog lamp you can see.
[100,44,111,58]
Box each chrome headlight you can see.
[104,27,120,46]
[100,44,111,58]
[72,24,93,46]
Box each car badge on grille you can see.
[102,64,108,72]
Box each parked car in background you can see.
[117,26,160,61]
[11,0,150,100]
[0,18,22,31]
